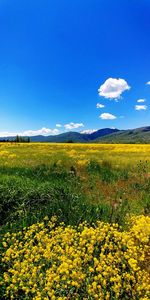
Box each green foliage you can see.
[87,159,119,183]
[0,142,149,236]
[14,135,30,143]
[0,159,149,233]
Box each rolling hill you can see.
[0,127,150,143]
[96,126,150,143]
[30,128,119,142]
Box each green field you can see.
[0,143,150,227]
[0,143,150,299]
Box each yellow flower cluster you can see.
[1,215,150,300]
[0,142,150,169]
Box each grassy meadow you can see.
[0,143,150,299]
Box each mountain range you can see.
[0,126,150,143]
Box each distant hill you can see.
[31,132,88,143]
[85,128,119,141]
[28,128,120,142]
[0,127,150,143]
[96,126,150,143]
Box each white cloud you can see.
[56,124,62,128]
[98,78,130,99]
[146,81,150,85]
[96,103,105,108]
[0,132,19,137]
[81,129,97,134]
[0,127,60,137]
[99,113,117,120]
[135,105,147,111]
[64,122,84,130]
[137,99,145,103]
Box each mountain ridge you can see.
[0,126,150,143]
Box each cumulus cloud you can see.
[0,127,60,137]
[99,113,117,120]
[81,129,97,134]
[0,132,19,137]
[98,78,130,99]
[64,122,84,130]
[146,81,150,85]
[137,99,145,103]
[135,105,147,111]
[56,124,62,128]
[96,103,105,108]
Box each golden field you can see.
[0,143,150,168]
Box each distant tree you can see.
[67,139,74,143]
[16,135,20,143]
[14,135,30,143]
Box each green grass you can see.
[0,143,149,233]
[0,143,150,300]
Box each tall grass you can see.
[0,160,149,233]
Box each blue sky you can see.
[0,0,150,136]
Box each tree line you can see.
[0,135,30,143]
